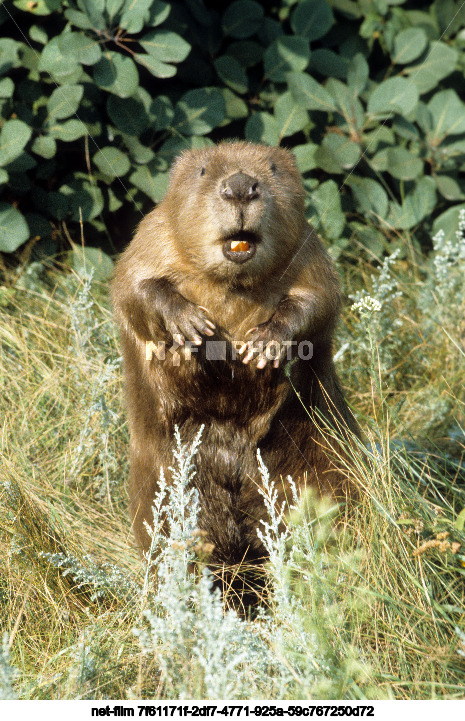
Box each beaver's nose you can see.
[220,173,260,202]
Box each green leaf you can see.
[214,56,249,95]
[347,53,369,96]
[120,0,154,34]
[392,28,427,64]
[39,36,83,84]
[309,49,349,81]
[13,0,60,15]
[76,0,105,30]
[93,146,130,177]
[29,25,48,44]
[105,0,125,22]
[148,1,171,27]
[8,153,36,174]
[308,179,345,240]
[228,41,263,67]
[71,246,114,281]
[31,135,57,159]
[57,31,102,65]
[405,41,458,94]
[48,119,88,142]
[135,53,177,79]
[415,102,433,135]
[0,77,14,98]
[150,95,174,130]
[432,204,465,244]
[221,88,248,121]
[0,38,21,76]
[292,143,318,173]
[287,72,336,112]
[123,136,155,164]
[434,174,465,201]
[60,176,104,221]
[387,177,436,230]
[64,8,95,30]
[42,190,68,220]
[21,46,40,75]
[222,1,264,39]
[385,147,423,180]
[435,139,465,162]
[291,0,334,42]
[0,119,32,167]
[314,133,361,174]
[173,88,226,135]
[348,177,388,219]
[368,77,418,116]
[326,78,364,131]
[140,30,191,64]
[427,89,465,141]
[93,52,139,98]
[130,162,169,202]
[107,187,123,212]
[47,85,84,122]
[0,169,8,186]
[392,116,419,141]
[274,91,308,138]
[107,94,150,136]
[245,112,280,145]
[0,203,29,252]
[264,36,310,82]
[434,0,465,36]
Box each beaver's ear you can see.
[268,145,300,174]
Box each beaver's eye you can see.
[270,162,277,174]
[200,166,206,176]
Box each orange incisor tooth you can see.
[231,240,250,252]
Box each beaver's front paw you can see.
[239,320,293,369]
[161,301,215,346]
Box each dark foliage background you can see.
[1,0,465,273]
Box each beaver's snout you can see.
[220,173,260,203]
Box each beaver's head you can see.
[163,142,307,283]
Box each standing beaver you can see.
[112,141,359,581]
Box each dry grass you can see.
[0,249,464,699]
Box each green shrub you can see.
[1,0,465,267]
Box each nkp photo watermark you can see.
[145,338,314,366]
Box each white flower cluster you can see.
[351,295,382,316]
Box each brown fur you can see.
[112,141,359,579]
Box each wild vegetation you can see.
[1,0,465,701]
[1,0,465,266]
[0,218,464,698]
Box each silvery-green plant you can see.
[40,551,139,603]
[421,209,465,323]
[66,357,122,499]
[68,271,96,355]
[64,629,97,700]
[456,626,465,660]
[0,633,18,700]
[255,453,366,699]
[134,428,287,699]
[349,249,403,381]
[133,432,366,700]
